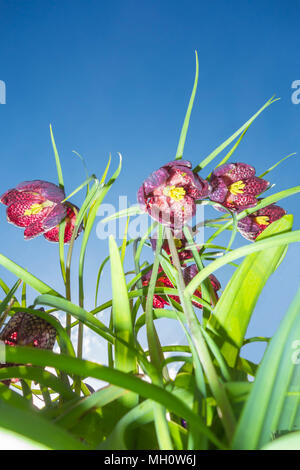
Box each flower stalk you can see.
[166,227,236,442]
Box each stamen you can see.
[174,238,182,248]
[254,216,270,226]
[163,186,186,201]
[24,201,53,216]
[229,180,245,195]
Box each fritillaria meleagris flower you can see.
[138,160,209,229]
[142,265,220,309]
[0,181,83,243]
[0,309,56,386]
[150,232,195,263]
[237,202,286,241]
[142,268,175,308]
[183,264,221,308]
[209,163,269,211]
[0,180,67,240]
[43,201,82,243]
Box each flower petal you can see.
[243,177,270,196]
[0,189,20,206]
[209,177,228,203]
[7,199,53,228]
[142,168,169,197]
[43,202,82,243]
[16,181,65,203]
[212,162,256,183]
[257,203,286,223]
[162,160,192,170]
[24,220,47,239]
[225,192,258,210]
[42,203,67,230]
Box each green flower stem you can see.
[183,226,215,322]
[166,227,236,443]
[145,224,173,450]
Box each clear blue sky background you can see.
[0,0,299,366]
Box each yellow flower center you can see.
[254,216,270,226]
[174,238,182,248]
[24,201,53,216]
[164,185,186,201]
[229,180,245,195]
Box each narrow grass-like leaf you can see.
[194,96,279,172]
[259,153,297,178]
[0,366,75,401]
[4,345,225,449]
[101,205,144,224]
[109,235,137,374]
[186,227,300,298]
[207,215,293,366]
[0,279,21,315]
[34,294,114,344]
[175,51,199,160]
[233,288,300,449]
[62,175,96,202]
[210,124,251,174]
[260,432,300,450]
[55,385,126,429]
[0,400,89,450]
[0,254,60,296]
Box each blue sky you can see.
[0,0,299,366]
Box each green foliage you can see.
[0,66,299,451]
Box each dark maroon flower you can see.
[150,233,195,263]
[43,202,82,243]
[209,163,269,211]
[142,265,220,309]
[138,160,209,229]
[142,268,175,308]
[0,309,56,386]
[0,180,67,239]
[237,202,286,241]
[183,264,221,308]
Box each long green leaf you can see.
[34,294,114,344]
[109,235,137,374]
[233,287,300,449]
[0,400,89,450]
[207,215,293,366]
[175,51,199,160]
[4,345,225,449]
[260,432,300,450]
[193,96,278,172]
[185,228,300,298]
[0,254,60,296]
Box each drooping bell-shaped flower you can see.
[209,163,269,211]
[0,180,67,239]
[237,202,286,241]
[142,268,175,308]
[150,232,195,263]
[182,264,221,308]
[138,160,209,229]
[0,309,56,386]
[43,202,82,243]
[142,265,220,309]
